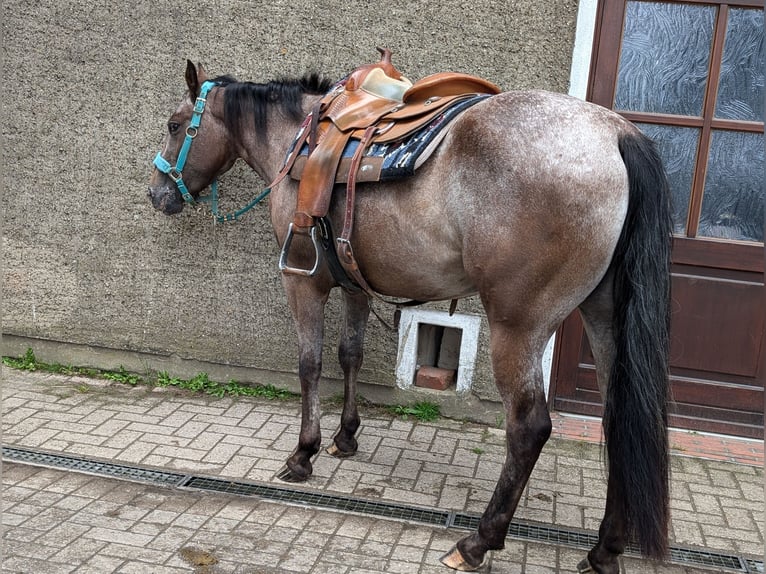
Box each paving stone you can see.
[3,371,764,573]
[2,555,77,574]
[48,538,109,563]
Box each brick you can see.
[414,366,455,391]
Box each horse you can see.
[147,55,672,573]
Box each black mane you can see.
[214,73,333,143]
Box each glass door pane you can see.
[615,1,716,116]
[699,130,764,242]
[636,123,699,235]
[715,8,766,122]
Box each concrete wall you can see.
[2,0,579,418]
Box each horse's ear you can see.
[185,61,210,101]
[197,63,209,83]
[185,59,200,101]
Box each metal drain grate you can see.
[2,446,186,486]
[667,547,745,571]
[450,512,750,571]
[451,513,601,549]
[3,445,762,573]
[181,476,450,526]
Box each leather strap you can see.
[340,125,377,243]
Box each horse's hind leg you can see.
[277,277,330,483]
[442,321,552,571]
[576,274,626,574]
[327,290,370,458]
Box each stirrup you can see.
[279,223,323,277]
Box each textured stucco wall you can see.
[2,0,579,411]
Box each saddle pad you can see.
[288,94,491,183]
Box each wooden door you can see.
[551,0,765,438]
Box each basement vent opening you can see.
[412,323,462,391]
[396,308,481,394]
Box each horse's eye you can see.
[167,122,181,135]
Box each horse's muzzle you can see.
[147,185,184,215]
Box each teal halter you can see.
[153,80,271,223]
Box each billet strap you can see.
[339,125,377,242]
[335,125,381,300]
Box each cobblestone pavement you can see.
[2,370,764,573]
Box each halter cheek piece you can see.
[153,81,219,208]
[152,80,272,223]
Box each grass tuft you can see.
[388,401,441,422]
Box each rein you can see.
[152,80,272,223]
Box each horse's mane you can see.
[213,73,333,143]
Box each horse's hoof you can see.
[440,546,492,572]
[577,557,625,574]
[326,443,356,458]
[276,464,310,483]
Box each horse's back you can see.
[451,90,634,191]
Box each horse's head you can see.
[148,60,237,215]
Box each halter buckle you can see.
[193,96,207,114]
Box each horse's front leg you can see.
[277,277,330,483]
[442,324,552,571]
[326,290,370,458]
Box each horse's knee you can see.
[298,353,322,382]
[507,393,551,448]
[338,342,363,373]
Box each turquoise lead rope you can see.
[153,80,271,223]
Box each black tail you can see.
[607,132,672,559]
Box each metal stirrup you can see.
[278,223,323,277]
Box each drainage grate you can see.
[451,512,749,571]
[3,445,762,573]
[451,513,601,549]
[181,476,450,526]
[668,547,745,571]
[2,446,186,486]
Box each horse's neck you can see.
[237,93,323,185]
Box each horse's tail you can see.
[606,131,672,559]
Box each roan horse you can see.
[147,55,672,573]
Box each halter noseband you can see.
[153,80,271,223]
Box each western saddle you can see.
[278,48,500,299]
